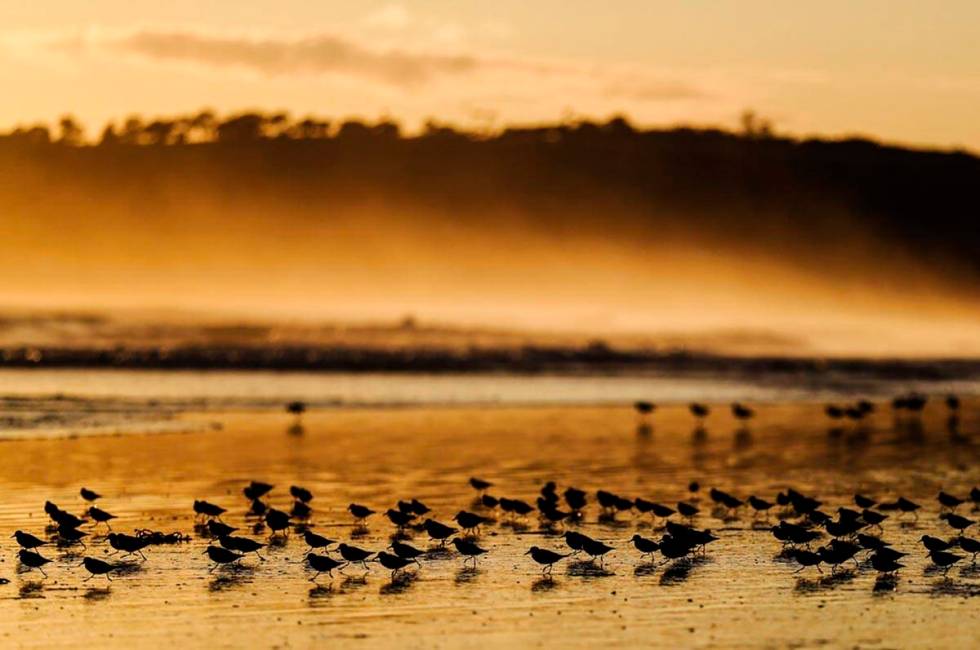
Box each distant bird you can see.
[854,494,877,509]
[338,543,374,569]
[869,553,904,575]
[286,401,306,417]
[265,509,292,535]
[423,519,457,544]
[788,549,823,574]
[389,541,425,566]
[288,500,310,521]
[634,401,656,416]
[971,487,980,507]
[247,498,268,517]
[731,403,754,422]
[920,535,954,552]
[941,513,975,533]
[452,538,488,566]
[677,502,699,518]
[348,503,375,522]
[45,502,85,529]
[193,500,226,521]
[220,535,266,560]
[945,394,960,411]
[596,490,619,513]
[453,511,489,534]
[81,557,116,582]
[581,538,614,566]
[824,405,844,420]
[107,533,149,561]
[18,549,52,577]
[87,506,117,530]
[748,496,774,516]
[689,403,710,421]
[688,481,700,495]
[629,534,659,559]
[80,487,101,502]
[857,534,890,553]
[958,537,980,563]
[928,550,964,575]
[306,553,344,581]
[386,508,415,529]
[539,505,571,526]
[563,531,594,555]
[207,520,238,538]
[856,399,874,414]
[896,497,921,518]
[469,477,492,492]
[303,530,336,550]
[243,481,274,501]
[290,485,313,503]
[204,545,244,571]
[408,499,431,516]
[938,491,965,511]
[861,509,887,531]
[499,498,534,517]
[563,487,588,512]
[525,546,569,574]
[376,551,414,578]
[12,530,47,550]
[57,525,88,547]
[481,494,499,509]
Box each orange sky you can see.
[1,1,979,149]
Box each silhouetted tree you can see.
[58,115,84,145]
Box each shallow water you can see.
[0,402,978,648]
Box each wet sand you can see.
[0,402,978,648]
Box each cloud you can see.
[102,31,479,85]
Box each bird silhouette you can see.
[389,541,425,566]
[928,550,964,575]
[303,530,336,550]
[581,538,614,566]
[207,520,238,538]
[958,537,980,563]
[629,534,659,559]
[204,545,244,571]
[193,500,226,521]
[87,506,117,530]
[452,538,488,566]
[689,403,710,421]
[243,481,274,501]
[469,477,492,492]
[348,503,375,522]
[453,511,489,534]
[81,557,115,582]
[423,518,457,544]
[12,530,47,550]
[938,491,965,511]
[265,509,292,536]
[80,487,101,502]
[338,543,374,569]
[525,546,569,574]
[219,535,267,560]
[18,549,52,577]
[376,551,414,578]
[941,513,975,532]
[306,553,344,581]
[869,553,904,575]
[290,485,313,503]
[107,533,150,561]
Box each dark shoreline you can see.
[1,344,978,381]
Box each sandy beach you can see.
[0,400,977,648]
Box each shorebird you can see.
[389,541,425,566]
[581,538,614,566]
[629,534,660,559]
[958,537,980,563]
[563,531,594,554]
[634,401,656,416]
[87,506,117,530]
[481,494,499,509]
[689,403,710,421]
[677,502,699,519]
[193,500,227,521]
[854,494,877,509]
[338,543,373,570]
[920,535,954,552]
[525,547,569,574]
[938,491,965,511]
[869,553,904,575]
[789,549,823,573]
[18,549,52,577]
[45,502,85,529]
[12,530,47,550]
[290,485,313,503]
[57,524,88,548]
[80,487,101,502]
[204,545,244,571]
[81,557,115,582]
[286,401,306,418]
[107,533,150,561]
[946,394,960,411]
[469,477,492,493]
[247,498,268,517]
[896,497,921,519]
[306,553,344,581]
[219,535,267,560]
[453,511,489,534]
[498,498,534,517]
[860,509,887,531]
[563,487,587,512]
[207,520,238,538]
[244,481,274,501]
[941,513,975,533]
[423,518,457,544]
[348,503,375,523]
[386,508,415,529]
[748,496,774,517]
[928,550,964,575]
[265,509,292,536]
[731,403,755,422]
[452,538,488,566]
[376,551,413,578]
[824,405,844,420]
[303,530,336,550]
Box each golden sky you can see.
[2,1,979,148]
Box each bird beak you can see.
[523,550,531,555]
